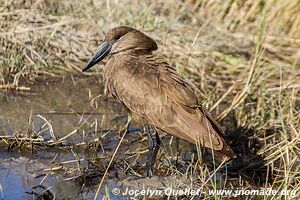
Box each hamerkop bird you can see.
[82,26,235,176]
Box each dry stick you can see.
[43,166,64,172]
[36,115,57,141]
[39,172,50,185]
[56,158,85,165]
[209,84,236,112]
[0,183,4,200]
[0,136,44,142]
[58,129,78,142]
[0,84,30,91]
[93,121,130,200]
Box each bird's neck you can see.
[111,48,153,57]
[104,49,152,79]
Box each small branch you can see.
[0,135,44,142]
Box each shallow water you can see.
[0,77,131,199]
[0,152,124,199]
[0,77,126,138]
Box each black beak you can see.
[82,41,111,72]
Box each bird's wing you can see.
[111,56,226,151]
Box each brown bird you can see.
[82,26,235,176]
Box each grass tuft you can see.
[0,0,299,198]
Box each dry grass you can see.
[0,0,299,199]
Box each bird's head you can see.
[82,26,158,72]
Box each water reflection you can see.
[0,77,126,139]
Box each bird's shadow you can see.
[219,116,273,186]
[176,125,272,186]
[173,114,273,186]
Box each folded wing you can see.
[109,55,235,160]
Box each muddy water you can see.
[0,151,83,199]
[0,77,133,199]
[0,77,126,138]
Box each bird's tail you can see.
[213,142,236,162]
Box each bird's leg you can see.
[190,144,199,162]
[143,125,161,177]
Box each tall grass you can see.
[0,0,299,198]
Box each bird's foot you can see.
[143,164,153,177]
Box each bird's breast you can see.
[102,55,136,100]
[102,61,118,98]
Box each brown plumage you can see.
[83,26,235,164]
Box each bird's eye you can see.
[114,34,122,40]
